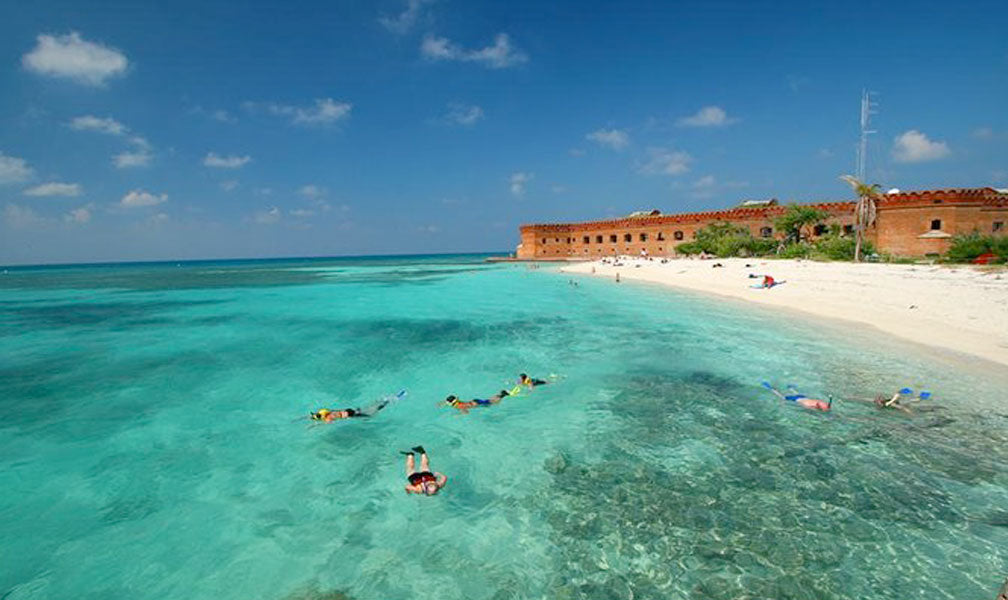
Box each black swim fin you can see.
[399,450,414,456]
[412,445,426,454]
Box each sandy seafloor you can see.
[1,255,1006,600]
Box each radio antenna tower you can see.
[856,89,878,181]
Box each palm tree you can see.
[840,174,881,262]
[774,204,827,245]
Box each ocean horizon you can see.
[2,254,1005,600]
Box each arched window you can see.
[623,233,632,242]
[760,226,773,238]
[674,231,684,240]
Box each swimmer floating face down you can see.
[402,446,447,496]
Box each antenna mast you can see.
[856,89,877,181]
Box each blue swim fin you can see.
[899,387,913,395]
[918,391,932,400]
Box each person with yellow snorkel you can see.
[401,446,447,496]
[518,373,549,389]
[310,390,406,423]
[442,389,512,413]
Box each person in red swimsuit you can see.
[401,446,447,496]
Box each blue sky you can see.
[1,0,1006,264]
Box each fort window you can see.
[555,238,560,242]
[930,219,941,231]
[583,236,590,244]
[760,226,773,238]
[813,224,827,236]
[623,233,632,242]
[609,234,617,243]
[541,238,546,244]
[674,231,684,240]
[993,222,1003,232]
[657,232,665,241]
[596,235,603,243]
[639,233,648,242]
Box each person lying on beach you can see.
[401,446,447,496]
[519,373,549,388]
[748,274,782,289]
[443,389,511,413]
[310,390,406,422]
[762,382,831,412]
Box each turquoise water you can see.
[1,255,1006,600]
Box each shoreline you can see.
[561,257,1008,369]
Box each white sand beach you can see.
[562,257,1008,368]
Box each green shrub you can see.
[946,232,995,262]
[674,241,704,255]
[778,243,812,259]
[812,235,874,261]
[746,238,778,256]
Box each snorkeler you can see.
[310,390,406,423]
[869,388,932,415]
[519,373,548,388]
[443,389,510,413]
[401,446,447,496]
[761,382,831,412]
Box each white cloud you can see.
[2,203,42,228]
[220,180,239,192]
[421,33,527,69]
[509,172,533,196]
[3,203,44,228]
[22,32,128,86]
[255,206,281,224]
[418,224,440,233]
[693,175,716,188]
[114,149,152,168]
[212,109,234,123]
[0,152,34,184]
[379,0,433,34]
[569,148,586,157]
[586,128,630,150]
[203,152,251,168]
[290,208,315,217]
[973,127,994,140]
[637,147,692,176]
[71,115,153,166]
[267,98,352,125]
[24,182,81,197]
[70,115,127,136]
[64,205,92,224]
[120,189,167,208]
[551,185,568,194]
[818,148,834,158]
[298,184,325,198]
[892,130,950,163]
[443,103,484,126]
[677,106,737,127]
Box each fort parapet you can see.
[515,188,1008,259]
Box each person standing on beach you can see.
[402,446,447,496]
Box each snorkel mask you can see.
[423,481,439,495]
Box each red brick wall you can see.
[515,189,1008,259]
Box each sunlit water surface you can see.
[1,255,1006,600]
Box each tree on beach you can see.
[840,174,882,262]
[774,204,827,244]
